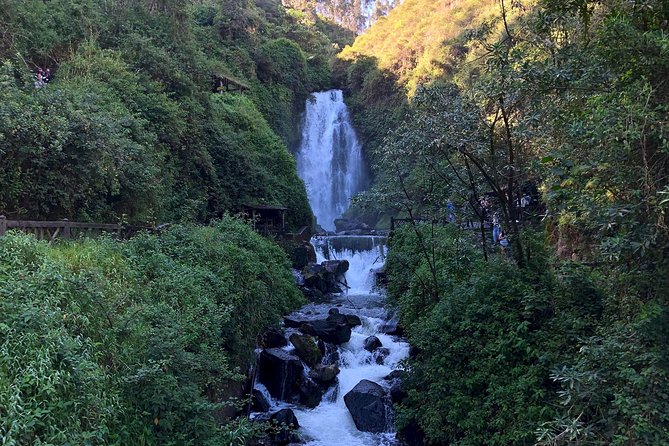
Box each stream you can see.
[293,236,408,446]
[251,90,409,445]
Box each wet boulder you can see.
[364,336,383,352]
[380,314,404,336]
[300,319,351,345]
[283,315,313,328]
[322,259,350,276]
[318,340,340,365]
[251,388,271,413]
[287,310,361,345]
[326,310,362,328]
[334,218,370,233]
[269,409,301,445]
[308,364,340,385]
[383,370,408,404]
[258,349,303,402]
[344,379,392,433]
[383,370,403,381]
[302,264,336,294]
[389,379,408,404]
[289,334,322,368]
[373,347,391,365]
[300,287,325,303]
[261,327,288,349]
[299,377,323,408]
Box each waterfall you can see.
[251,89,407,446]
[312,235,387,295]
[296,90,367,232]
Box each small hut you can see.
[242,204,287,235]
[212,73,250,94]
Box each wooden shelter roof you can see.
[213,72,250,91]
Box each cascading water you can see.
[251,89,407,446]
[292,239,408,446]
[296,90,367,231]
[312,235,387,295]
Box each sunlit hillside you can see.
[341,0,512,91]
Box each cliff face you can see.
[341,0,505,92]
[282,0,401,33]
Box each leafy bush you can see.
[386,224,669,445]
[388,225,554,444]
[0,0,330,227]
[0,216,304,444]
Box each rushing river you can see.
[252,89,407,445]
[255,236,408,446]
[294,235,408,446]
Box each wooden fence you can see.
[0,215,155,242]
[390,217,490,231]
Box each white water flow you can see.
[278,89,407,446]
[296,90,367,231]
[294,237,408,446]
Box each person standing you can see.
[34,68,44,88]
[447,201,456,223]
[498,229,510,258]
[492,213,500,245]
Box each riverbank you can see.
[0,217,303,444]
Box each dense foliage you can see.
[340,0,503,92]
[387,225,669,445]
[0,0,344,227]
[352,0,669,444]
[0,216,303,445]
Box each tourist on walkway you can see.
[498,229,510,258]
[492,213,500,245]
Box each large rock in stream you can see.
[322,259,349,276]
[344,379,393,433]
[289,333,322,368]
[363,336,383,352]
[298,377,323,408]
[284,309,362,345]
[302,264,336,294]
[251,388,271,413]
[258,349,303,402]
[260,327,288,349]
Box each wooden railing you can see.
[390,217,486,231]
[0,215,155,242]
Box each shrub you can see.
[0,216,304,444]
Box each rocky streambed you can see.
[249,238,410,446]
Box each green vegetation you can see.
[387,225,669,445]
[340,0,504,92]
[1,0,668,443]
[0,0,345,227]
[351,0,669,443]
[0,216,303,444]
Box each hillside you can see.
[0,0,343,227]
[339,0,669,443]
[341,0,505,91]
